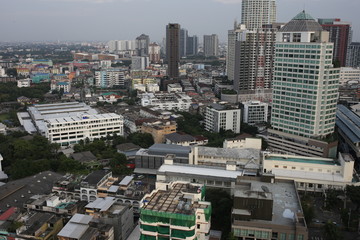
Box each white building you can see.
[131,56,149,71]
[241,0,276,30]
[339,67,360,85]
[262,153,359,192]
[148,43,161,63]
[17,78,31,88]
[204,102,241,133]
[0,66,6,77]
[45,113,123,146]
[167,83,183,92]
[95,69,125,88]
[243,100,268,125]
[139,92,193,111]
[146,84,159,92]
[18,102,123,146]
[223,136,262,150]
[50,80,71,93]
[269,11,340,158]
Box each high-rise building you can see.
[346,42,360,68]
[148,43,161,63]
[241,0,276,30]
[179,28,188,58]
[268,11,340,158]
[233,25,276,91]
[318,18,352,67]
[131,56,149,71]
[166,23,180,79]
[227,21,243,81]
[186,35,198,56]
[203,34,219,57]
[135,34,150,56]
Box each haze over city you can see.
[1,0,359,42]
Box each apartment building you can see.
[204,102,241,133]
[243,100,268,125]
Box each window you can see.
[293,33,301,42]
[283,33,290,42]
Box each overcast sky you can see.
[1,0,359,43]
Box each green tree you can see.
[346,185,360,210]
[127,132,154,148]
[323,222,343,240]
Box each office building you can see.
[203,34,219,57]
[148,43,161,63]
[135,33,150,56]
[166,23,180,79]
[243,100,268,125]
[187,35,198,56]
[141,119,177,143]
[346,42,360,67]
[180,28,188,58]
[232,176,308,240]
[268,11,340,157]
[95,69,125,88]
[131,56,149,71]
[262,152,358,192]
[241,0,276,30]
[318,18,352,67]
[140,182,211,239]
[204,102,241,133]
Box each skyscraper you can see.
[135,34,150,56]
[166,23,180,79]
[179,28,188,58]
[318,18,352,67]
[203,34,219,57]
[233,25,276,91]
[268,11,339,158]
[241,0,276,30]
[186,35,198,56]
[346,42,360,67]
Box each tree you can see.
[127,132,154,148]
[323,222,342,240]
[346,185,360,210]
[206,188,233,240]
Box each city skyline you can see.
[0,0,359,43]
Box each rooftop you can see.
[165,132,195,142]
[57,214,93,239]
[265,155,339,166]
[234,178,302,227]
[142,182,209,215]
[336,104,360,143]
[82,170,110,186]
[197,146,260,160]
[157,164,244,180]
[280,10,323,32]
[0,171,63,211]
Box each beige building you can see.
[223,136,262,150]
[262,153,359,192]
[141,120,177,143]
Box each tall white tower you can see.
[241,0,276,30]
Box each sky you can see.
[0,0,359,43]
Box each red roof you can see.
[0,207,17,221]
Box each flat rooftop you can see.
[265,156,339,166]
[234,179,302,227]
[197,146,260,160]
[158,164,244,180]
[142,182,209,215]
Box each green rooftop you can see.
[267,156,339,165]
[292,10,315,20]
